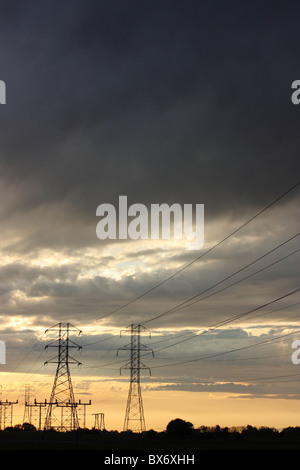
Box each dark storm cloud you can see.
[1,0,300,237]
[0,0,299,330]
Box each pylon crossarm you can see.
[117,344,132,355]
[67,339,82,349]
[139,363,152,375]
[67,358,82,366]
[44,356,59,365]
[44,341,59,349]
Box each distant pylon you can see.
[117,324,153,433]
[0,400,18,430]
[22,384,35,424]
[92,412,105,430]
[28,399,48,430]
[44,322,82,431]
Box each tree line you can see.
[1,418,300,441]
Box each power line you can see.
[149,335,298,364]
[145,287,300,356]
[167,373,300,384]
[9,335,46,374]
[80,335,117,348]
[79,286,300,371]
[155,352,293,363]
[80,281,300,371]
[144,235,300,325]
[150,329,300,369]
[230,373,300,383]
[87,181,300,325]
[148,300,300,349]
[159,373,300,385]
[81,325,299,373]
[207,287,300,329]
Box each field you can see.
[0,428,299,451]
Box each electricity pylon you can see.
[0,400,18,429]
[92,412,105,430]
[44,322,82,431]
[22,384,35,425]
[28,400,48,430]
[117,324,153,433]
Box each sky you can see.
[0,0,299,432]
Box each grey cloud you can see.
[1,0,300,223]
[0,0,299,413]
[148,382,300,399]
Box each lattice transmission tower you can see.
[0,386,18,430]
[117,324,153,433]
[92,412,105,430]
[44,322,82,431]
[0,400,18,430]
[22,384,35,425]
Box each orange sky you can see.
[1,369,299,431]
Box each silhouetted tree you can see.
[281,426,300,437]
[22,422,37,431]
[147,429,158,439]
[214,425,222,437]
[166,418,194,438]
[242,424,258,437]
